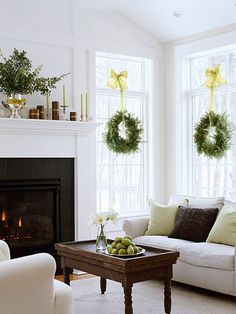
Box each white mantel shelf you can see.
[0,117,100,135]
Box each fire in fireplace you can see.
[0,178,60,255]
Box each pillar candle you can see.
[80,94,83,117]
[46,93,49,116]
[63,85,66,107]
[86,93,88,117]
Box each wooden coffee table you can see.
[55,240,179,314]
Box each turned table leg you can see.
[123,284,133,314]
[100,277,107,294]
[63,266,70,286]
[164,274,172,314]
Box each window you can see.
[182,47,236,200]
[96,52,153,216]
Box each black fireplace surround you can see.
[0,158,74,271]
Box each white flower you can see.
[88,213,106,226]
[88,209,119,227]
[105,208,119,223]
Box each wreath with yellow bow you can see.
[193,65,233,159]
[103,69,143,154]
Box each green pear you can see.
[127,245,134,255]
[111,248,118,254]
[124,235,132,241]
[118,249,127,255]
[112,241,117,248]
[137,246,143,252]
[107,246,113,254]
[116,242,126,250]
[122,238,132,247]
[114,236,123,243]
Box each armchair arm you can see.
[0,253,56,314]
[54,280,74,314]
[123,217,149,239]
[0,240,10,260]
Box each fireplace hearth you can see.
[0,158,74,271]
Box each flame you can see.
[18,217,22,228]
[1,210,6,221]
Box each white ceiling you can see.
[110,0,236,42]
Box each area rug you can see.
[71,277,236,314]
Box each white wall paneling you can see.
[0,0,163,239]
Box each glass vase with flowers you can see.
[88,209,119,253]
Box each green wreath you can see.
[103,110,143,154]
[194,111,233,159]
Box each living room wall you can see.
[0,0,164,238]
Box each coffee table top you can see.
[55,240,179,269]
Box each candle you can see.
[80,94,84,119]
[46,93,49,117]
[86,93,88,119]
[63,85,66,107]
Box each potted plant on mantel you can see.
[0,48,68,119]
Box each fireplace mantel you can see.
[0,117,100,136]
[0,117,100,241]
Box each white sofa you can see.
[123,195,236,296]
[0,240,74,314]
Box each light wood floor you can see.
[55,273,94,282]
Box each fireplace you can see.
[0,178,60,251]
[0,158,74,271]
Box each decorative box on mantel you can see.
[0,117,101,241]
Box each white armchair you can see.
[0,240,74,314]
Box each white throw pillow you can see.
[168,194,224,210]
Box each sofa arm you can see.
[0,240,10,260]
[0,253,56,314]
[54,280,74,314]
[123,217,149,239]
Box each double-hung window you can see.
[181,47,236,200]
[95,52,153,216]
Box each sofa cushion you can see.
[168,194,224,210]
[145,199,188,236]
[207,205,236,246]
[134,235,193,251]
[179,242,235,271]
[169,206,218,242]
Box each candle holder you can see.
[60,105,69,121]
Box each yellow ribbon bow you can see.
[107,69,128,112]
[203,64,226,111]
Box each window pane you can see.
[187,47,236,201]
[96,57,108,88]
[96,52,150,214]
[127,61,143,91]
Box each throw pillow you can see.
[206,205,236,246]
[168,194,224,210]
[169,206,218,242]
[145,199,188,236]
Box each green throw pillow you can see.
[206,205,236,246]
[145,199,188,236]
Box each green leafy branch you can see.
[0,49,68,96]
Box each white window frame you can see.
[95,51,153,217]
[175,31,236,196]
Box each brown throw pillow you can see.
[168,206,218,242]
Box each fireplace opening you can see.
[0,179,60,256]
[0,157,74,272]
